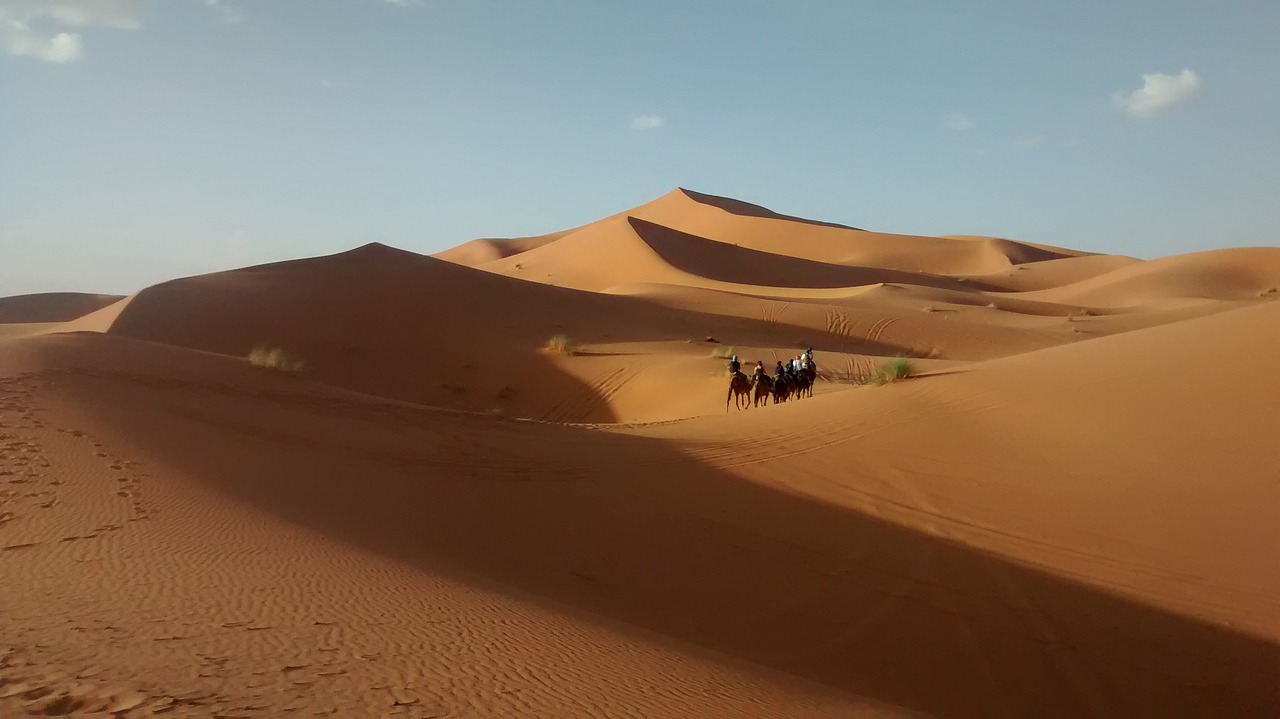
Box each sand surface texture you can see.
[2,189,1278,717]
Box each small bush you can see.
[921,305,939,313]
[546,334,577,355]
[866,356,913,386]
[248,346,305,374]
[710,345,738,360]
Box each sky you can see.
[2,0,1279,296]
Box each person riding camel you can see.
[774,360,787,384]
[727,354,741,377]
[805,347,814,365]
[751,360,767,386]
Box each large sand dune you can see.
[2,189,1277,717]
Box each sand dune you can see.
[969,253,1142,292]
[433,230,569,266]
[0,292,122,323]
[443,188,1090,279]
[3,189,1277,717]
[1024,247,1280,307]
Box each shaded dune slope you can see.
[628,218,989,291]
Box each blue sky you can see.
[2,0,1278,296]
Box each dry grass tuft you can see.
[863,356,913,386]
[248,346,305,374]
[546,334,578,355]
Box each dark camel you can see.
[726,371,751,412]
[751,374,773,408]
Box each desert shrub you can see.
[710,345,738,360]
[546,334,577,355]
[248,346,305,374]
[866,356,913,385]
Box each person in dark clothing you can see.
[751,360,768,385]
[727,354,741,377]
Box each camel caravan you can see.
[726,348,816,411]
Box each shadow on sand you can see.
[67,357,1279,719]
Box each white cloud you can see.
[1112,68,1202,118]
[384,0,420,6]
[0,0,150,62]
[1013,134,1045,147]
[631,114,665,131]
[0,20,82,62]
[942,112,973,131]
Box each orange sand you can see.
[2,189,1277,717]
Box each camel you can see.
[771,375,791,404]
[751,374,773,408]
[726,371,752,412]
[791,367,813,399]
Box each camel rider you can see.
[728,354,741,377]
[774,360,787,383]
[793,356,803,374]
[751,360,767,385]
[805,347,814,365]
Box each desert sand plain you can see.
[1,189,1277,717]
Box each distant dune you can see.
[0,292,123,323]
[2,189,1277,717]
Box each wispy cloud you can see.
[0,1,248,62]
[0,0,149,62]
[0,20,82,62]
[1013,135,1045,147]
[384,0,421,6]
[203,0,244,25]
[631,114,665,131]
[942,112,973,131]
[0,0,150,29]
[1112,68,1202,118]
